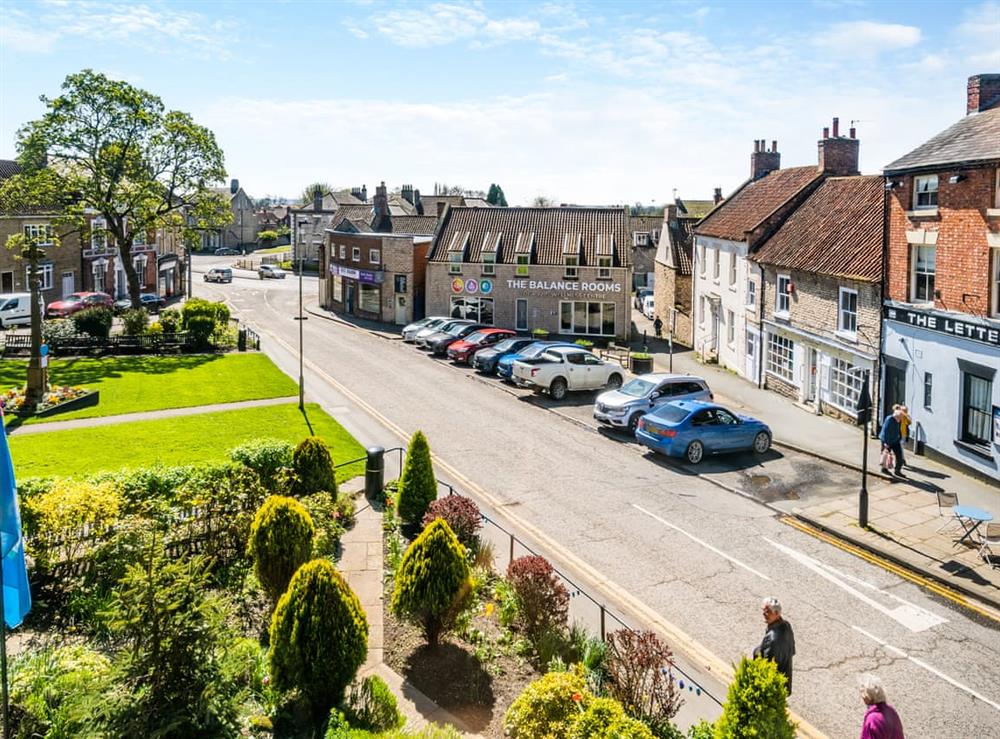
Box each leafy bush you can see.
[72,306,113,338]
[248,495,314,603]
[158,307,181,333]
[186,314,215,349]
[506,555,569,641]
[212,320,239,348]
[230,437,294,491]
[570,697,656,739]
[632,352,652,360]
[504,669,590,739]
[182,297,230,327]
[300,492,347,558]
[325,721,463,739]
[292,436,337,496]
[421,495,481,552]
[343,675,403,732]
[397,430,436,524]
[258,229,280,242]
[269,559,368,722]
[147,321,164,336]
[390,518,472,645]
[605,630,682,735]
[686,720,715,739]
[531,328,549,338]
[23,478,123,570]
[715,657,795,739]
[574,339,594,348]
[121,307,149,336]
[41,318,77,342]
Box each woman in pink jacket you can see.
[858,674,905,739]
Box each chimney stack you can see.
[967,74,1000,114]
[818,116,860,176]
[361,184,368,202]
[713,187,723,205]
[750,139,781,179]
[413,189,423,215]
[313,187,322,211]
[823,126,829,139]
[401,184,414,205]
[373,181,390,232]
[230,178,239,194]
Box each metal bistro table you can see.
[952,505,994,546]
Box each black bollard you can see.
[365,446,385,500]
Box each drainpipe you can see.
[876,178,891,439]
[757,260,765,388]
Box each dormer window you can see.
[633,232,650,247]
[597,256,612,279]
[482,231,501,276]
[564,255,579,279]
[563,232,581,278]
[913,175,938,209]
[447,231,470,275]
[514,232,535,277]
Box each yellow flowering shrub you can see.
[24,479,123,570]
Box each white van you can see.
[0,293,44,329]
[642,294,655,320]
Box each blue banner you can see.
[0,419,31,629]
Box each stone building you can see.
[203,179,258,252]
[751,175,884,423]
[425,207,632,340]
[629,215,661,290]
[881,74,1000,482]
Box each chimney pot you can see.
[823,127,829,139]
[713,187,723,204]
[230,178,239,194]
[849,126,856,139]
[772,140,777,152]
[751,138,780,179]
[832,117,839,137]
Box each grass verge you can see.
[11,402,366,481]
[1,354,297,424]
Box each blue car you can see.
[496,340,579,380]
[635,400,772,464]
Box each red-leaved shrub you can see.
[422,495,482,551]
[605,629,683,734]
[506,555,569,638]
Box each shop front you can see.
[329,264,384,318]
[158,253,181,298]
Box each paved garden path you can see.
[7,395,298,436]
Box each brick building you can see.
[751,175,884,423]
[425,207,632,339]
[81,216,159,297]
[881,74,1000,482]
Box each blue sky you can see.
[1,0,998,205]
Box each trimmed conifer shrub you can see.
[390,518,471,644]
[248,495,314,603]
[504,670,591,738]
[569,697,656,739]
[269,559,368,722]
[397,431,437,524]
[292,436,336,496]
[715,656,796,739]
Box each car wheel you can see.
[550,378,568,401]
[753,431,771,454]
[627,413,641,434]
[606,373,623,390]
[685,440,705,464]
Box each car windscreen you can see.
[620,378,655,398]
[649,404,691,424]
[492,338,519,352]
[463,331,487,344]
[522,343,551,358]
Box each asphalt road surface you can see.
[195,255,1000,738]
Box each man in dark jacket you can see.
[879,408,905,477]
[753,597,796,694]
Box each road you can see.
[195,254,1000,738]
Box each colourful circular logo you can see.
[451,278,464,293]
[479,279,493,294]
[465,278,479,294]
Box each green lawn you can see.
[1,354,297,424]
[10,402,366,481]
[255,245,291,254]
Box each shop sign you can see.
[83,247,116,258]
[994,406,1000,445]
[451,278,494,295]
[505,279,623,293]
[884,305,1000,348]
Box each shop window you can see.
[515,299,528,330]
[829,357,862,410]
[451,296,493,325]
[515,253,529,277]
[597,256,612,279]
[911,245,935,302]
[559,301,616,336]
[746,279,756,308]
[776,274,791,316]
[352,247,361,262]
[332,277,343,303]
[24,223,54,246]
[923,372,933,410]
[766,333,794,382]
[961,371,992,448]
[394,275,407,293]
[369,249,380,265]
[838,287,857,336]
[359,284,380,313]
[564,254,579,279]
[25,263,54,291]
[913,175,938,210]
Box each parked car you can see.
[415,319,474,349]
[113,293,166,314]
[512,347,624,400]
[258,264,286,279]
[0,292,43,329]
[204,267,233,283]
[496,340,579,381]
[634,288,653,310]
[636,400,772,464]
[401,316,447,342]
[214,247,239,256]
[594,374,713,434]
[642,294,655,320]
[426,323,487,357]
[447,328,516,364]
[46,291,113,318]
[471,337,537,374]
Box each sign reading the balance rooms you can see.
[505,279,623,293]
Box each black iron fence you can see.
[3,323,261,357]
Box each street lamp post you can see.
[854,369,873,528]
[296,218,308,409]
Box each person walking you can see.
[752,596,796,695]
[898,405,911,468]
[858,674,905,739]
[653,316,663,339]
[879,408,905,477]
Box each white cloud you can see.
[814,20,922,54]
[371,3,487,47]
[954,1,1000,67]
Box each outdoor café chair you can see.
[978,522,1000,570]
[935,491,961,534]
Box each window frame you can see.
[828,357,863,411]
[923,372,933,410]
[558,300,616,336]
[837,287,858,337]
[766,332,795,383]
[25,262,54,291]
[133,254,148,289]
[24,223,55,247]
[597,256,612,280]
[960,370,992,448]
[633,232,649,247]
[712,248,720,281]
[726,309,735,346]
[339,245,346,260]
[913,174,938,210]
[482,251,496,276]
[775,274,791,316]
[698,244,706,275]
[448,252,463,275]
[746,279,756,309]
[352,247,361,262]
[911,244,936,303]
[369,248,381,265]
[728,252,737,286]
[991,248,1000,318]
[515,298,528,331]
[515,253,529,277]
[564,254,579,279]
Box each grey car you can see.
[593,373,713,434]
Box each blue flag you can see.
[0,419,31,629]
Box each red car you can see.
[46,291,114,318]
[447,328,517,364]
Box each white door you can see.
[394,295,407,325]
[805,347,818,402]
[61,271,75,298]
[745,333,757,381]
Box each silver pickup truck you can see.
[512,346,624,400]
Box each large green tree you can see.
[300,182,335,204]
[486,183,508,207]
[14,69,230,307]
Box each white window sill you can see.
[835,330,858,343]
[986,208,1000,218]
[774,311,790,321]
[728,285,738,292]
[905,208,938,218]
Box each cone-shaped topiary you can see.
[390,518,471,644]
[397,430,437,523]
[504,669,591,738]
[715,656,796,739]
[248,495,314,603]
[292,436,336,496]
[269,559,368,722]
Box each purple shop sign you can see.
[330,263,384,284]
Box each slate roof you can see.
[429,207,631,266]
[630,215,662,242]
[750,175,883,282]
[0,160,21,181]
[884,107,1000,174]
[695,166,822,242]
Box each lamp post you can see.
[854,369,873,528]
[295,218,308,409]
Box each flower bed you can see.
[2,386,99,418]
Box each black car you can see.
[113,293,166,313]
[426,323,487,357]
[214,247,239,256]
[471,337,536,374]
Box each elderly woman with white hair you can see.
[858,674,905,739]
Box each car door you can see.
[716,408,755,450]
[582,353,607,389]
[690,409,724,451]
[564,352,588,389]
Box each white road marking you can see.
[633,504,771,580]
[852,626,1000,713]
[764,538,946,633]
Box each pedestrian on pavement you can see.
[858,674,905,739]
[653,316,663,338]
[898,405,911,468]
[752,596,796,695]
[879,408,905,477]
